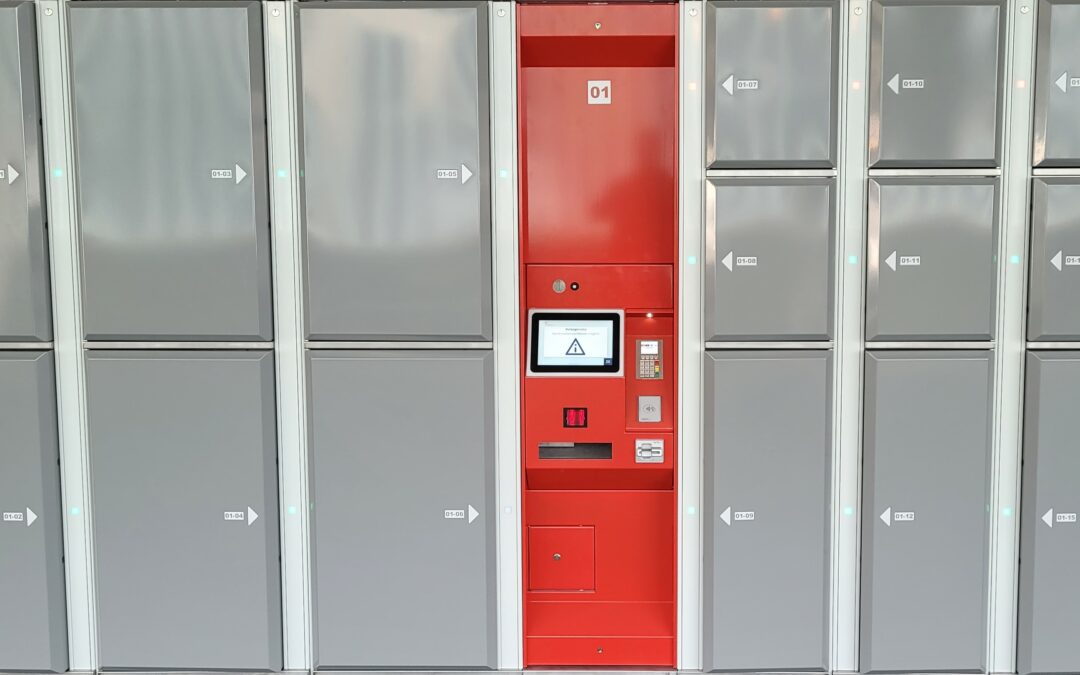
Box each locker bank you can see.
[0,1,1078,675]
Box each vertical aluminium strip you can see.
[988,0,1036,672]
[490,2,524,669]
[679,1,705,670]
[35,0,95,668]
[836,0,870,670]
[263,2,311,670]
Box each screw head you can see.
[1020,4,1030,12]
[689,7,698,16]
[498,8,506,17]
[271,8,279,16]
[594,22,601,29]
[44,7,53,15]
[854,6,863,14]
[553,553,561,561]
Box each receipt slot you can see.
[518,3,678,667]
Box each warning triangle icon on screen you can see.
[565,339,586,356]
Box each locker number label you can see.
[588,80,611,105]
[444,509,466,520]
[894,511,915,522]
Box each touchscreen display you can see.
[529,312,621,374]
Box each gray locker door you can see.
[1033,0,1080,166]
[860,351,992,674]
[703,351,831,673]
[0,2,51,342]
[86,351,282,670]
[869,0,1004,168]
[705,0,838,168]
[298,2,492,341]
[1028,179,1080,341]
[308,351,496,669]
[69,3,272,341]
[0,352,67,673]
[706,178,835,341]
[1018,352,1080,675]
[866,178,999,341]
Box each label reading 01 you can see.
[588,80,611,105]
[563,407,588,428]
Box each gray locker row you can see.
[0,1,492,344]
[0,349,496,672]
[703,350,1080,675]
[706,178,1001,342]
[706,0,1080,168]
[5,349,1080,673]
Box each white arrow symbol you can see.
[468,504,479,524]
[880,507,892,526]
[720,506,732,526]
[247,506,258,526]
[722,74,735,96]
[885,251,897,271]
[235,165,247,185]
[887,74,900,95]
[721,251,733,272]
[6,164,18,185]
[460,164,473,185]
[1056,72,1069,93]
[1043,508,1054,528]
[26,508,37,527]
[1052,250,1063,271]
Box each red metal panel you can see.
[518,2,679,668]
[528,526,595,592]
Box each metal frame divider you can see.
[989,1,1037,672]
[36,0,97,668]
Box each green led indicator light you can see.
[70,506,80,516]
[287,505,298,515]
[687,255,697,265]
[499,169,509,178]
[1003,506,1014,517]
[53,168,63,178]
[276,168,287,178]
[1010,255,1021,265]
[844,506,855,517]
[849,255,859,265]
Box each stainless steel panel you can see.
[860,351,992,674]
[866,178,999,340]
[0,2,51,342]
[298,2,492,341]
[705,0,839,168]
[703,351,831,673]
[1033,0,1080,166]
[869,0,1004,168]
[308,351,496,668]
[86,351,282,670]
[705,178,835,341]
[0,352,67,673]
[1028,178,1080,340]
[69,2,272,341]
[1018,352,1080,675]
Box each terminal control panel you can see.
[518,2,678,667]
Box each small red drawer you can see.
[528,526,595,592]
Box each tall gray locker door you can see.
[1028,179,1080,341]
[298,2,492,341]
[1033,0,1080,166]
[706,178,835,341]
[705,0,839,168]
[866,178,999,341]
[869,0,1004,168]
[0,352,67,673]
[308,351,496,669]
[0,2,51,342]
[86,351,282,670]
[703,351,831,673]
[69,3,272,341]
[860,351,992,674]
[1018,352,1080,675]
